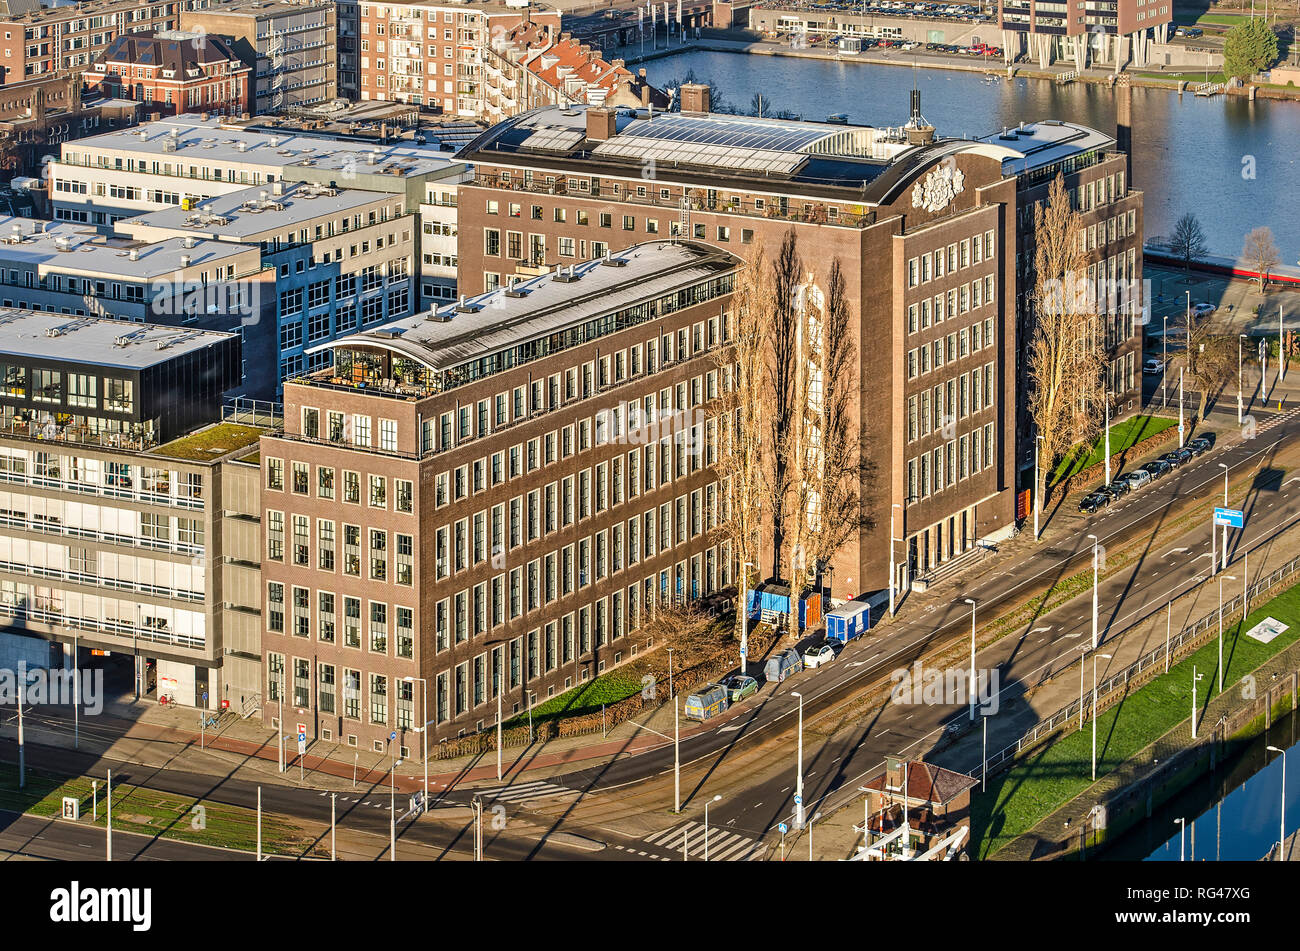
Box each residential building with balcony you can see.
[453,91,1144,601]
[354,1,559,116]
[181,0,336,113]
[0,309,267,711]
[0,0,183,84]
[259,240,740,753]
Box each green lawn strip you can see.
[503,672,645,729]
[973,583,1300,858]
[1050,414,1178,485]
[1193,13,1249,26]
[0,762,323,856]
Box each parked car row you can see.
[683,636,852,720]
[1077,433,1216,514]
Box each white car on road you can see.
[803,641,841,669]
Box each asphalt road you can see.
[532,400,1300,844]
[0,808,250,862]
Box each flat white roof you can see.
[0,218,255,279]
[0,310,236,370]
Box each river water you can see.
[641,50,1300,258]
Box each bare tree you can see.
[806,259,862,583]
[1243,226,1280,292]
[1185,315,1237,422]
[1168,213,1208,273]
[1028,174,1105,497]
[713,242,773,639]
[767,228,802,581]
[640,601,727,670]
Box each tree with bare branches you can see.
[1243,226,1280,292]
[1028,174,1105,498]
[805,258,863,584]
[713,243,773,639]
[1185,313,1237,422]
[767,228,803,581]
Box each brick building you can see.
[0,0,182,85]
[259,240,739,753]
[451,92,1144,600]
[85,29,250,117]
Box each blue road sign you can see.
[793,794,803,805]
[1214,507,1244,528]
[390,731,397,741]
[778,822,789,834]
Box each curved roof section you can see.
[309,241,741,374]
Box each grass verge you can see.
[973,582,1300,858]
[0,762,326,857]
[1050,414,1178,484]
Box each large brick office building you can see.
[452,91,1144,600]
[260,241,740,753]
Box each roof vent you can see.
[424,311,454,322]
[182,236,197,248]
[129,249,140,261]
[180,254,191,267]
[269,136,281,147]
[601,250,627,267]
[553,263,581,283]
[372,327,404,339]
[504,286,529,298]
[455,294,481,314]
[238,140,248,152]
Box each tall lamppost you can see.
[1162,313,1169,408]
[1103,378,1112,485]
[741,560,755,674]
[1088,534,1100,649]
[1267,746,1286,862]
[792,691,805,828]
[1034,434,1043,541]
[964,598,977,720]
[1217,462,1229,572]
[889,503,903,613]
[1217,575,1237,695]
[1091,653,1112,781]
[389,749,402,862]
[403,675,428,811]
[1239,333,1248,423]
[1191,666,1204,739]
[1175,816,1187,861]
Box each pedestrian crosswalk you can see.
[476,780,583,805]
[641,821,765,861]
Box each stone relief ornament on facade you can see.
[911,163,966,214]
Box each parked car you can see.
[1142,459,1172,480]
[1192,302,1217,316]
[803,640,841,669]
[764,647,805,684]
[1143,357,1166,375]
[1168,447,1194,466]
[1078,491,1110,514]
[684,683,730,721]
[720,674,758,703]
[1122,469,1153,490]
[1099,482,1126,503]
[1105,478,1131,499]
[1188,434,1214,456]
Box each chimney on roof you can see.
[641,83,651,107]
[638,68,647,78]
[679,83,710,114]
[586,106,616,142]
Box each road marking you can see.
[1165,547,1189,556]
[1029,626,1051,634]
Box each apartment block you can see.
[354,1,559,116]
[259,241,739,753]
[997,0,1173,69]
[0,216,278,399]
[0,0,182,84]
[181,0,336,113]
[0,310,265,711]
[117,178,419,385]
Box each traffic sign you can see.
[389,731,397,742]
[297,733,307,755]
[296,722,306,735]
[1214,507,1244,528]
[778,822,788,834]
[793,794,802,805]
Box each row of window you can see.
[906,423,998,504]
[907,230,997,288]
[907,316,996,380]
[266,517,414,585]
[907,278,997,335]
[906,362,997,444]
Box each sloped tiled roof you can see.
[97,31,244,74]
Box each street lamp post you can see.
[1267,746,1286,861]
[1175,816,1186,861]
[703,794,721,861]
[1088,534,1100,649]
[72,630,78,750]
[809,810,822,861]
[1163,313,1169,409]
[741,561,755,674]
[1079,645,1088,730]
[1034,435,1043,541]
[889,504,902,613]
[1103,381,1112,485]
[1092,653,1112,781]
[1178,367,1185,448]
[403,676,428,812]
[965,598,977,720]
[673,694,681,813]
[1218,463,1229,573]
[1217,575,1237,695]
[1239,334,1248,423]
[792,691,805,828]
[390,750,402,862]
[1191,666,1204,739]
